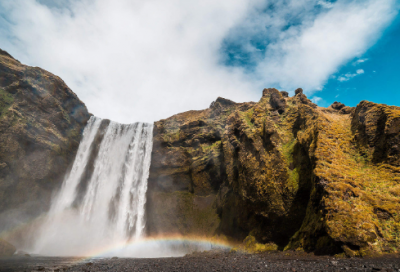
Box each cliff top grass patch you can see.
[313,111,400,254]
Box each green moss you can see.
[0,88,14,117]
[243,235,278,253]
[287,167,299,193]
[282,138,296,163]
[162,128,180,142]
[201,140,221,154]
[242,109,255,128]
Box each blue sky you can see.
[0,0,399,123]
[218,0,400,108]
[314,15,400,108]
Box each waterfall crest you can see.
[33,116,153,256]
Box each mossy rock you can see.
[243,235,278,253]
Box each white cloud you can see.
[317,1,335,9]
[353,58,369,65]
[311,96,322,104]
[0,0,397,123]
[337,69,365,82]
[253,0,397,92]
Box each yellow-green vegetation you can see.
[287,105,400,256]
[162,128,180,142]
[242,108,255,128]
[0,88,14,117]
[243,235,278,253]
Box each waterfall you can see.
[33,116,153,256]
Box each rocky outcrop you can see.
[0,238,16,257]
[351,101,400,167]
[0,50,90,242]
[147,89,400,256]
[146,99,255,236]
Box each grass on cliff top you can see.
[312,111,400,253]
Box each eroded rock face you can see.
[148,89,400,256]
[0,50,90,241]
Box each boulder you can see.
[295,88,303,95]
[281,91,289,97]
[262,88,280,97]
[331,101,345,110]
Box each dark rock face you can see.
[148,89,400,256]
[0,50,90,243]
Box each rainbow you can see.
[0,213,237,261]
[72,235,235,262]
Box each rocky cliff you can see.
[147,88,400,256]
[0,49,399,257]
[0,49,90,242]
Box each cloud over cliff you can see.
[0,0,397,123]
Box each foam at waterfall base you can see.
[32,116,154,257]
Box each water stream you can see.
[33,116,153,256]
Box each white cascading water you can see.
[33,116,154,256]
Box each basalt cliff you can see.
[147,89,400,256]
[0,49,90,244]
[0,50,399,257]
